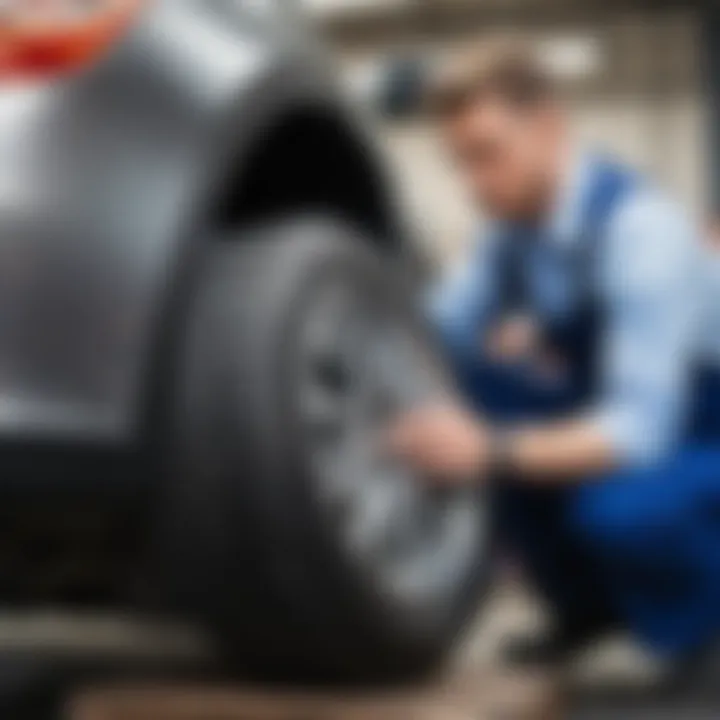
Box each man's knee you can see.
[570,481,630,550]
[569,471,683,554]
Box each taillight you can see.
[0,1,145,81]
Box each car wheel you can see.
[149,216,490,683]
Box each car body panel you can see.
[0,0,394,453]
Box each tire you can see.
[151,216,490,683]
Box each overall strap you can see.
[559,158,639,400]
[575,157,638,286]
[494,157,639,316]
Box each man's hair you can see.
[427,37,557,118]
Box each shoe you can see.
[501,617,617,669]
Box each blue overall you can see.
[439,160,720,658]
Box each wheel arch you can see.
[208,103,404,248]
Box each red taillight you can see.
[0,1,145,81]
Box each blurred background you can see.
[304,0,717,262]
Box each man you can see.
[389,39,720,668]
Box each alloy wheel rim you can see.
[293,276,485,622]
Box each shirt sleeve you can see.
[589,191,702,464]
[427,230,497,368]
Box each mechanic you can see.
[388,38,720,669]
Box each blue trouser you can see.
[469,363,720,657]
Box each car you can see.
[0,0,489,685]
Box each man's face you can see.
[442,98,562,221]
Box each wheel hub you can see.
[293,276,486,622]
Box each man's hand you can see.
[386,403,491,482]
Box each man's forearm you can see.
[387,404,619,484]
[503,419,617,481]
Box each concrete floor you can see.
[0,580,677,719]
[67,583,667,720]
